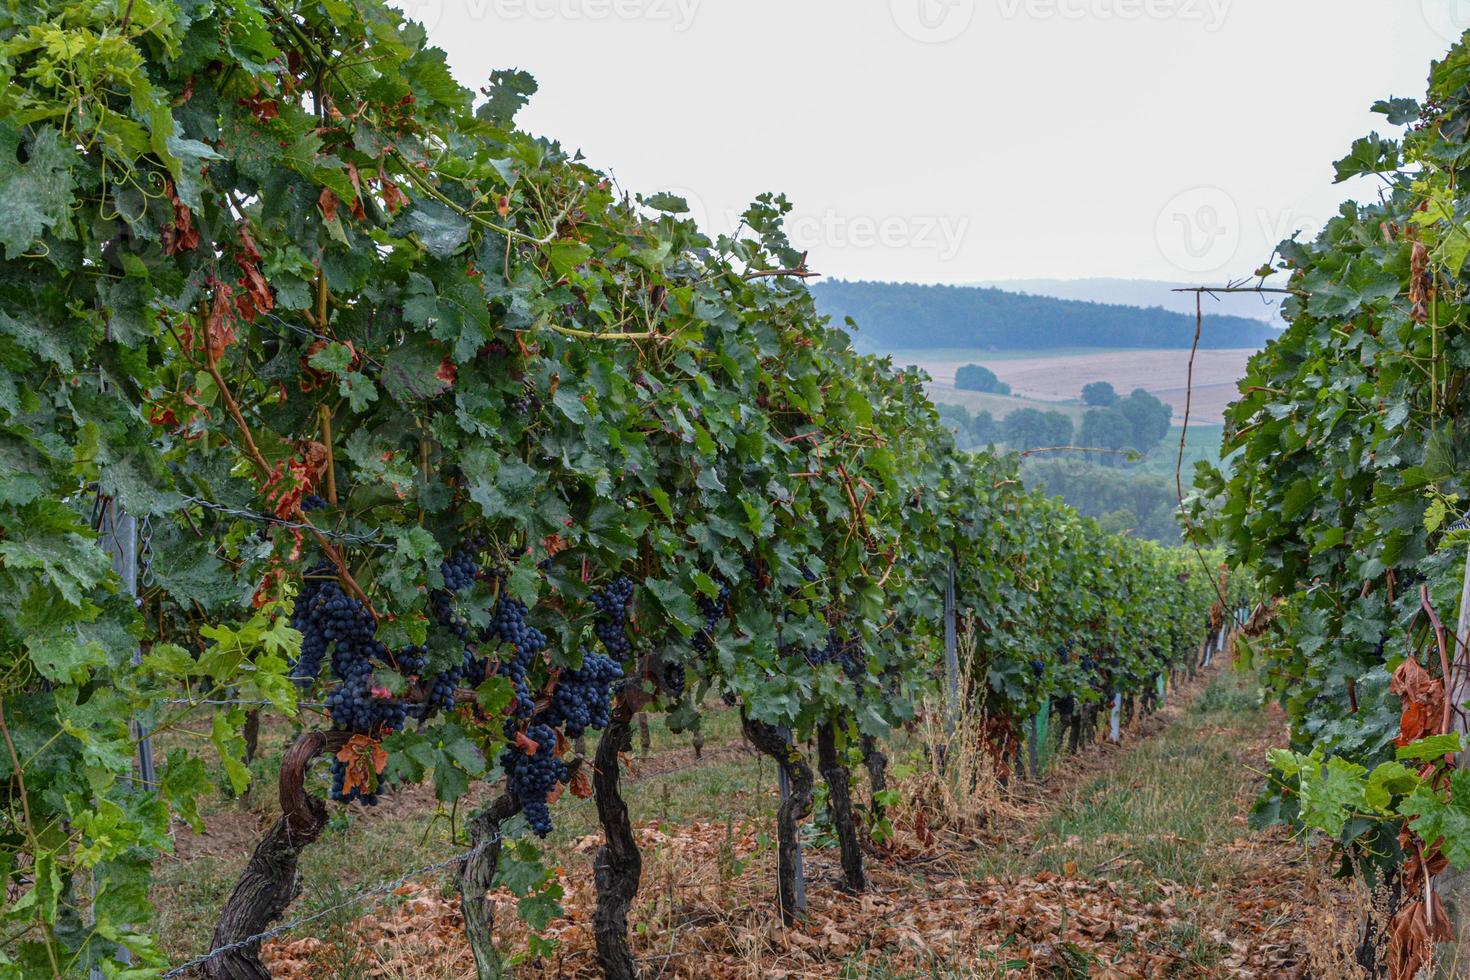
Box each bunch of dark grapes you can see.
[488,596,546,717]
[308,583,407,804]
[414,548,485,720]
[431,589,470,641]
[421,662,463,716]
[591,577,635,660]
[501,722,567,836]
[662,660,686,697]
[330,758,374,805]
[288,563,335,684]
[545,650,624,737]
[462,648,488,687]
[397,643,429,678]
[804,631,865,680]
[302,494,329,513]
[321,592,403,734]
[692,580,731,654]
[509,389,541,417]
[441,550,480,593]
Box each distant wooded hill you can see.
[971,277,1286,323]
[811,280,1280,351]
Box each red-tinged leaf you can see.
[206,281,238,364]
[381,178,406,214]
[161,180,200,255]
[346,162,367,221]
[319,187,341,222]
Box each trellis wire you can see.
[179,495,387,545]
[160,697,329,710]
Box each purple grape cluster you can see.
[804,630,865,680]
[397,643,429,677]
[296,583,407,804]
[441,550,479,593]
[421,662,463,715]
[663,660,686,697]
[545,650,623,737]
[591,577,635,660]
[415,546,489,719]
[487,596,546,717]
[288,563,334,684]
[501,722,567,836]
[462,648,488,687]
[692,580,731,654]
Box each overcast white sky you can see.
[414,0,1463,286]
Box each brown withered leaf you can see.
[206,281,238,364]
[162,180,200,255]
[1390,657,1444,747]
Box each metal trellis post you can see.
[1028,709,1042,778]
[101,499,155,789]
[90,498,152,978]
[943,561,959,734]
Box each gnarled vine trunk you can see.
[592,709,641,980]
[742,715,813,925]
[459,792,521,980]
[859,732,887,819]
[242,709,260,767]
[590,672,654,980]
[203,729,349,980]
[816,723,865,893]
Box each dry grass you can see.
[894,614,1019,839]
[197,666,1366,979]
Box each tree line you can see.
[937,383,1172,461]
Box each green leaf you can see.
[547,242,592,279]
[308,341,355,373]
[1402,770,1470,870]
[382,340,454,401]
[0,123,76,257]
[392,201,470,258]
[1397,733,1463,762]
[477,69,539,128]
